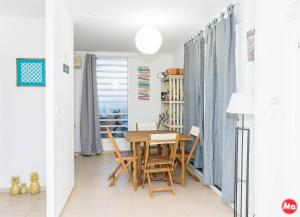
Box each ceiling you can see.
[73,17,202,53]
[71,0,232,53]
[0,0,233,53]
[0,0,45,17]
[69,0,232,26]
[70,0,231,53]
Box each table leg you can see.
[137,142,142,184]
[130,142,133,172]
[181,141,185,187]
[133,142,137,191]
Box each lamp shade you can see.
[135,27,162,54]
[226,92,254,115]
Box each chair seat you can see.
[116,151,134,161]
[147,157,174,166]
[145,167,173,174]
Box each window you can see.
[96,58,128,138]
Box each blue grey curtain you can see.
[220,6,237,202]
[183,33,205,169]
[80,54,103,155]
[203,5,237,202]
[203,22,217,186]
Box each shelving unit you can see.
[160,75,184,133]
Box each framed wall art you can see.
[16,58,46,87]
[74,56,81,69]
[138,66,150,100]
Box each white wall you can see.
[292,4,300,210]
[254,0,300,216]
[74,51,173,152]
[46,0,75,215]
[235,1,255,216]
[172,46,184,68]
[0,16,46,189]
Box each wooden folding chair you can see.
[106,128,134,187]
[142,133,179,197]
[176,126,201,182]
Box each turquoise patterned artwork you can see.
[17,58,45,87]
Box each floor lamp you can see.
[226,93,254,217]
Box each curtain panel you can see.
[203,5,237,203]
[183,33,205,169]
[80,54,103,155]
[184,4,237,203]
[220,7,237,202]
[203,23,217,186]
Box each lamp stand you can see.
[234,114,250,217]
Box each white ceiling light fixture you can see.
[135,27,162,54]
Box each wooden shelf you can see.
[161,101,184,104]
[161,123,183,129]
[161,75,184,82]
[160,75,184,133]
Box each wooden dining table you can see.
[124,130,192,191]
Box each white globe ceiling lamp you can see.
[135,27,162,54]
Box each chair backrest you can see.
[150,133,178,145]
[136,122,158,131]
[145,133,179,166]
[186,126,201,164]
[189,126,200,137]
[106,128,123,161]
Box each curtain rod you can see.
[184,3,236,47]
[184,31,203,47]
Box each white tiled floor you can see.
[0,192,46,217]
[62,153,233,217]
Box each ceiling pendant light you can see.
[135,27,162,54]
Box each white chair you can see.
[136,122,161,156]
[136,122,158,131]
[176,126,201,182]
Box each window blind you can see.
[96,58,128,138]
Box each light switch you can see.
[268,96,280,118]
[297,37,300,51]
[269,96,280,105]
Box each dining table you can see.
[124,130,192,191]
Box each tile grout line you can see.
[25,196,40,217]
[0,200,11,215]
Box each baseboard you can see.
[74,138,130,154]
[103,150,114,154]
[74,151,115,156]
[58,186,74,217]
[0,186,46,193]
